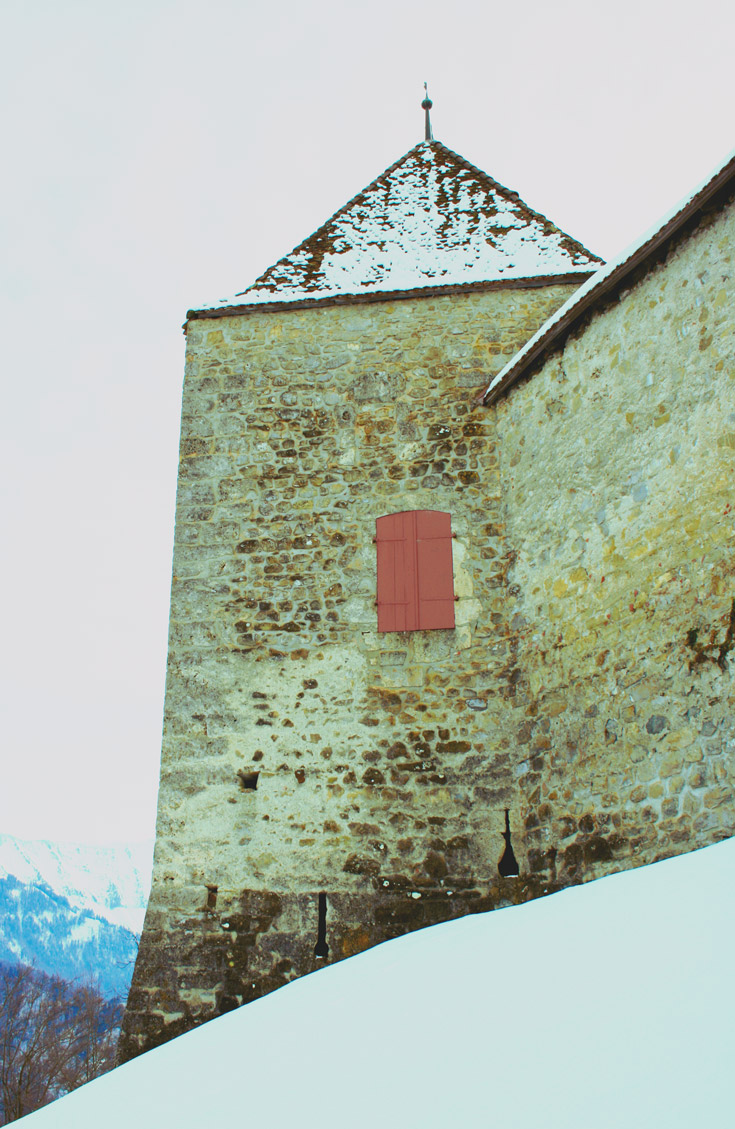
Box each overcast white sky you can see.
[1,0,734,845]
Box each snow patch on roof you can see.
[195,142,602,312]
[482,142,735,403]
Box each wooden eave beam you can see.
[482,155,735,407]
[184,272,596,326]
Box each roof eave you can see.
[185,271,597,324]
[481,151,735,407]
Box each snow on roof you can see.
[482,143,735,405]
[22,838,735,1129]
[191,141,602,315]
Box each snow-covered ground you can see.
[23,837,734,1128]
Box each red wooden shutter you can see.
[376,512,418,632]
[376,510,455,632]
[414,510,455,629]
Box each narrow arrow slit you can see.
[314,892,329,959]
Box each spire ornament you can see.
[421,82,433,142]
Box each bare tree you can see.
[0,963,122,1125]
[64,978,121,1089]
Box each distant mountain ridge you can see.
[0,834,152,999]
[0,835,152,933]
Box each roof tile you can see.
[193,141,603,313]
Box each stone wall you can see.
[121,195,735,1061]
[495,193,735,886]
[120,281,579,1060]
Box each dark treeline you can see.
[0,961,122,1124]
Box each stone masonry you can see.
[120,182,735,1063]
[120,280,582,1059]
[495,191,735,887]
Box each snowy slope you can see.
[23,837,735,1129]
[0,835,152,934]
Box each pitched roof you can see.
[190,141,603,316]
[481,144,735,406]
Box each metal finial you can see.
[421,82,433,142]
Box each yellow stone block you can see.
[662,730,694,751]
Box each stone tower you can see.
[126,127,735,1059]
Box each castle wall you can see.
[496,193,735,885]
[120,281,578,1059]
[122,191,735,1061]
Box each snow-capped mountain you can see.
[0,835,152,999]
[0,835,152,934]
